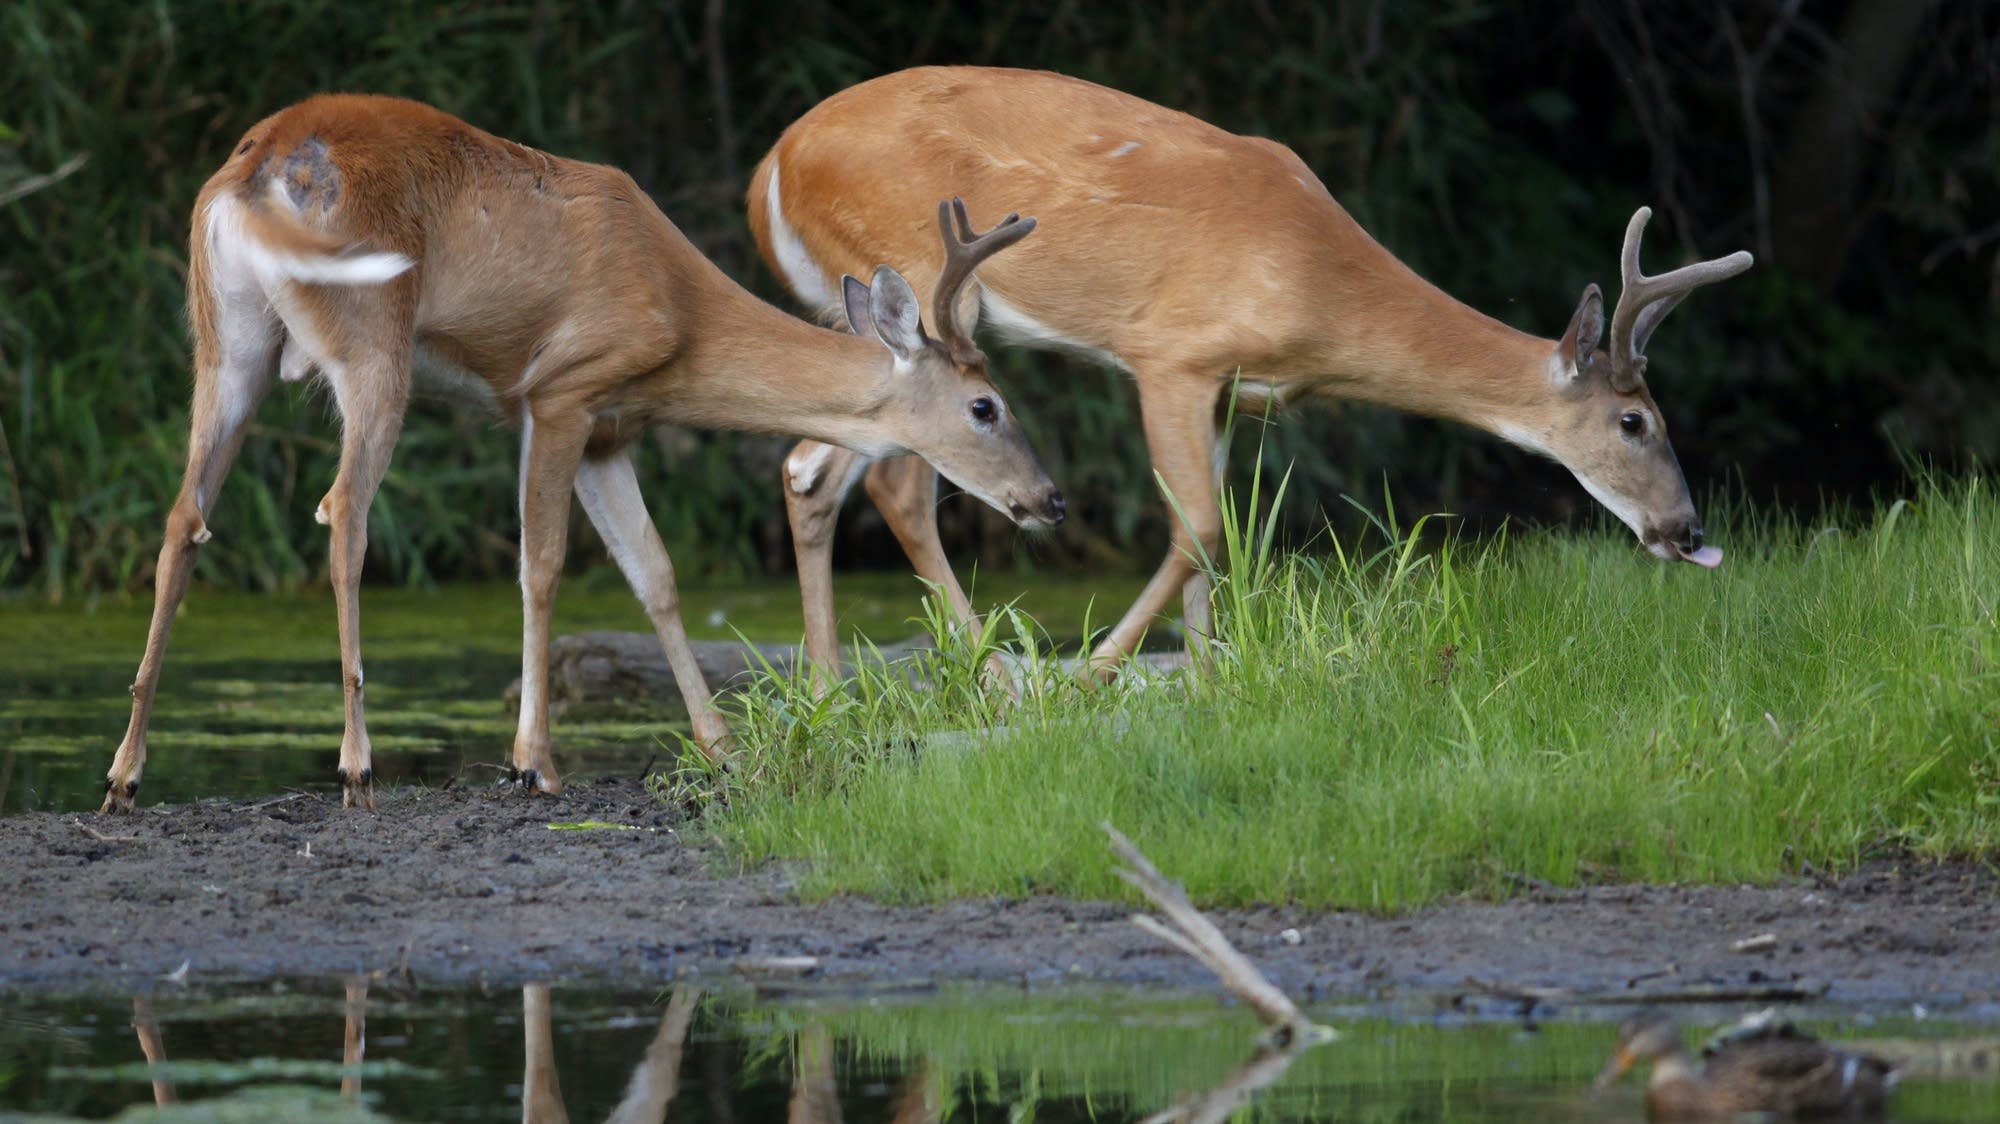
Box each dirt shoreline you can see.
[4,779,1996,1013]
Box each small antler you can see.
[932,197,1035,365]
[1605,207,1753,392]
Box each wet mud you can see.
[4,779,1995,1010]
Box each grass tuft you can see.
[700,475,2000,911]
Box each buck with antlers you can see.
[101,93,1059,812]
[749,66,1751,680]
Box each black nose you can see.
[1048,490,1067,523]
[1684,526,1704,552]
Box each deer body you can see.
[749,66,1748,678]
[103,93,1059,811]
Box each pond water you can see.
[4,981,1994,1122]
[0,574,1146,814]
[6,582,1998,1121]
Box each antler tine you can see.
[1606,206,1753,391]
[932,197,1035,365]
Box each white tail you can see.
[101,93,1059,812]
[748,66,1751,680]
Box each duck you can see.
[1594,1009,1898,1119]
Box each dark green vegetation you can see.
[718,477,2000,908]
[3,984,1993,1121]
[4,1,1995,597]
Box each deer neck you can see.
[668,290,906,457]
[1291,217,1563,448]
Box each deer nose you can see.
[1048,490,1067,524]
[1683,525,1704,552]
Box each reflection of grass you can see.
[718,476,2000,910]
[750,988,1609,1120]
[746,989,1999,1121]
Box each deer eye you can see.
[969,397,999,424]
[1619,411,1646,436]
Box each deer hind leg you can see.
[103,295,278,812]
[574,448,733,765]
[291,288,413,812]
[789,1025,841,1124]
[783,439,871,691]
[508,402,595,793]
[604,986,702,1124]
[1084,371,1225,681]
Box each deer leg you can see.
[1177,416,1235,667]
[522,984,570,1124]
[510,404,593,794]
[341,977,368,1102]
[1084,374,1224,681]
[783,439,870,691]
[864,454,974,623]
[103,311,277,812]
[862,454,1019,692]
[319,342,411,812]
[604,986,702,1124]
[131,996,178,1106]
[789,1025,842,1124]
[574,450,733,764]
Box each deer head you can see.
[839,198,1064,528]
[1540,208,1751,568]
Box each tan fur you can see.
[102,94,1058,812]
[747,66,1746,678]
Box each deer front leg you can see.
[103,332,275,812]
[510,406,594,794]
[131,996,178,1106]
[341,977,368,1102]
[522,983,570,1124]
[862,454,1016,692]
[783,440,871,692]
[1084,373,1224,680]
[574,451,733,764]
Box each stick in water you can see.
[1105,822,1334,1047]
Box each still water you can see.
[4,981,1994,1121]
[0,574,1145,814]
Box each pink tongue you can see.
[1683,545,1724,569]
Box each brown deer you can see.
[102,93,1059,812]
[747,66,1750,681]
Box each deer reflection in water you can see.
[118,980,945,1122]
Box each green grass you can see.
[705,475,2000,910]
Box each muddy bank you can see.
[3,779,1995,1010]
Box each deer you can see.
[747,66,1751,683]
[100,92,1061,813]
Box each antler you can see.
[1605,207,1753,392]
[932,197,1036,365]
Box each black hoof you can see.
[337,766,377,811]
[100,777,141,813]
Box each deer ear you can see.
[866,266,926,361]
[840,275,874,338]
[1555,283,1605,387]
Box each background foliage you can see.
[2,0,1994,598]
